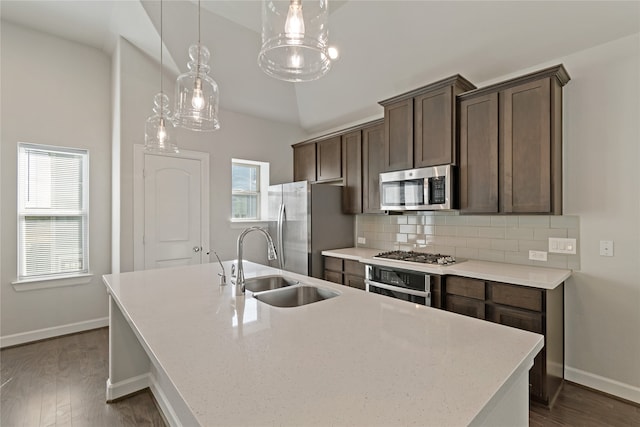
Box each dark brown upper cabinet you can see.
[316,136,342,182]
[458,64,570,215]
[341,130,362,214]
[293,142,316,182]
[459,93,500,213]
[379,75,476,172]
[362,120,385,214]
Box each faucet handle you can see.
[231,263,236,277]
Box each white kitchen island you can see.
[103,261,543,426]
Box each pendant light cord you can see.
[196,0,201,77]
[160,0,163,97]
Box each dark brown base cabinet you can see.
[442,275,564,407]
[323,256,366,290]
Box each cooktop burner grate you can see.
[373,250,456,265]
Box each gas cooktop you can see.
[373,250,457,266]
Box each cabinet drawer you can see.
[488,305,543,334]
[446,276,485,300]
[345,274,366,291]
[491,282,542,312]
[324,257,343,272]
[344,259,365,277]
[324,271,342,284]
[446,295,485,319]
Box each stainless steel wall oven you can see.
[365,264,431,306]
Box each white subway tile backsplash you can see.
[477,250,506,263]
[478,227,506,239]
[355,214,580,270]
[445,215,467,226]
[455,247,479,259]
[466,238,492,249]
[533,228,567,240]
[435,225,456,236]
[399,224,417,234]
[490,239,519,252]
[506,227,535,240]
[518,216,550,228]
[466,216,492,227]
[456,227,479,238]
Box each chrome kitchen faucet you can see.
[233,227,277,296]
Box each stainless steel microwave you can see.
[379,165,455,211]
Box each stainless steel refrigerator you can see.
[268,181,354,279]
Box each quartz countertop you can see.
[322,247,571,289]
[103,261,543,426]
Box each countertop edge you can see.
[322,248,571,289]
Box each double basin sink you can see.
[243,275,339,308]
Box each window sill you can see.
[12,273,94,292]
[230,219,269,229]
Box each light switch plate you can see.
[600,240,614,257]
[357,237,366,244]
[529,250,548,261]
[548,238,577,254]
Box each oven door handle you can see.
[365,279,430,298]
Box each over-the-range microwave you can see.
[379,165,455,211]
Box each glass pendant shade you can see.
[258,0,331,82]
[174,44,220,131]
[145,93,178,153]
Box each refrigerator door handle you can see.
[277,203,285,269]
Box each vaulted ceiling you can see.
[2,1,639,133]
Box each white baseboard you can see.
[0,317,109,348]
[566,365,640,404]
[106,374,151,402]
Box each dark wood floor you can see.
[1,328,165,426]
[1,328,638,426]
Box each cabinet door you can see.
[362,123,385,214]
[445,295,485,319]
[501,78,552,213]
[344,259,365,277]
[316,136,342,182]
[293,143,316,182]
[459,93,499,213]
[324,271,342,284]
[344,274,366,290]
[383,98,413,172]
[414,86,453,167]
[342,131,362,214]
[487,304,543,334]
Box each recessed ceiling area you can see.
[2,1,639,133]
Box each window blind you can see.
[18,143,89,279]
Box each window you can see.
[17,143,89,280]
[231,159,269,220]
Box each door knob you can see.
[193,246,202,253]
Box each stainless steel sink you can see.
[243,275,298,293]
[254,285,339,308]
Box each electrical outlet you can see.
[548,238,577,254]
[529,250,548,261]
[357,237,366,244]
[599,240,614,257]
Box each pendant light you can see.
[174,0,220,131]
[145,0,178,153]
[258,0,333,82]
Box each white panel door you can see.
[144,155,202,269]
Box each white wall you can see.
[114,38,307,272]
[0,21,112,342]
[560,34,639,401]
